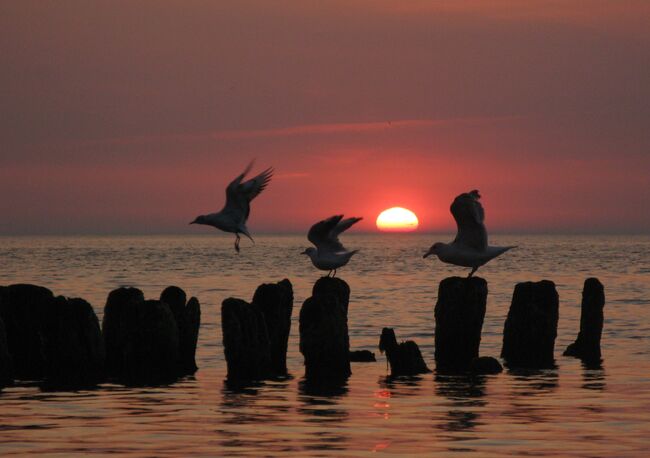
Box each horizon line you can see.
[0,230,647,237]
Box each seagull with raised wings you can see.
[302,215,362,276]
[190,161,273,252]
[423,190,515,277]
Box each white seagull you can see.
[190,161,273,252]
[302,215,362,276]
[423,190,515,277]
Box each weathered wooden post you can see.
[0,316,13,387]
[299,277,351,380]
[41,296,105,387]
[434,277,488,371]
[378,327,430,376]
[160,286,201,375]
[1,284,105,387]
[252,279,293,375]
[564,278,605,362]
[501,280,559,368]
[103,287,144,377]
[312,277,350,314]
[221,298,271,381]
[103,287,180,383]
[0,284,54,379]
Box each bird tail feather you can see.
[239,226,255,244]
[496,245,516,256]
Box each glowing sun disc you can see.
[376,207,419,232]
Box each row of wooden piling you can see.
[222,276,605,382]
[1,275,604,389]
[0,284,200,389]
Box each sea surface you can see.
[0,234,649,457]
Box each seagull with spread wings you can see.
[190,161,273,252]
[302,215,362,276]
[423,190,515,277]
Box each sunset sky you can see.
[1,1,648,234]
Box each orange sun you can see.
[376,207,419,232]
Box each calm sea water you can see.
[1,234,649,457]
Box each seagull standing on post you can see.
[423,190,515,277]
[190,161,273,253]
[302,215,362,276]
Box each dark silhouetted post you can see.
[299,278,351,380]
[0,316,12,387]
[103,288,180,383]
[160,286,201,375]
[0,284,54,379]
[1,285,105,387]
[183,298,201,373]
[379,327,430,376]
[160,286,186,326]
[221,298,271,381]
[103,287,145,377]
[312,277,350,314]
[434,277,487,371]
[564,278,605,362]
[501,280,559,368]
[41,297,105,387]
[133,300,180,381]
[252,279,293,375]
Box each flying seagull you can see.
[190,161,273,252]
[423,190,515,277]
[302,215,362,276]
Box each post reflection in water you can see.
[503,368,560,426]
[508,368,560,395]
[218,378,294,452]
[369,375,427,453]
[373,375,427,423]
[581,361,606,391]
[296,378,350,453]
[220,380,264,424]
[434,373,488,436]
[377,375,426,398]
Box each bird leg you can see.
[235,234,241,253]
[327,270,333,277]
[332,269,337,277]
[468,266,478,278]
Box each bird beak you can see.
[423,249,433,259]
[189,221,195,225]
[300,250,307,255]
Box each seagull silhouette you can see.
[302,215,362,276]
[190,161,273,252]
[423,190,515,277]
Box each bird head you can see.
[423,242,445,259]
[301,247,317,257]
[190,215,206,225]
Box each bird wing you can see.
[332,217,363,238]
[240,167,273,202]
[308,215,347,252]
[450,190,487,251]
[224,162,273,221]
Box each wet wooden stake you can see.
[564,278,605,363]
[501,280,559,369]
[435,277,487,371]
